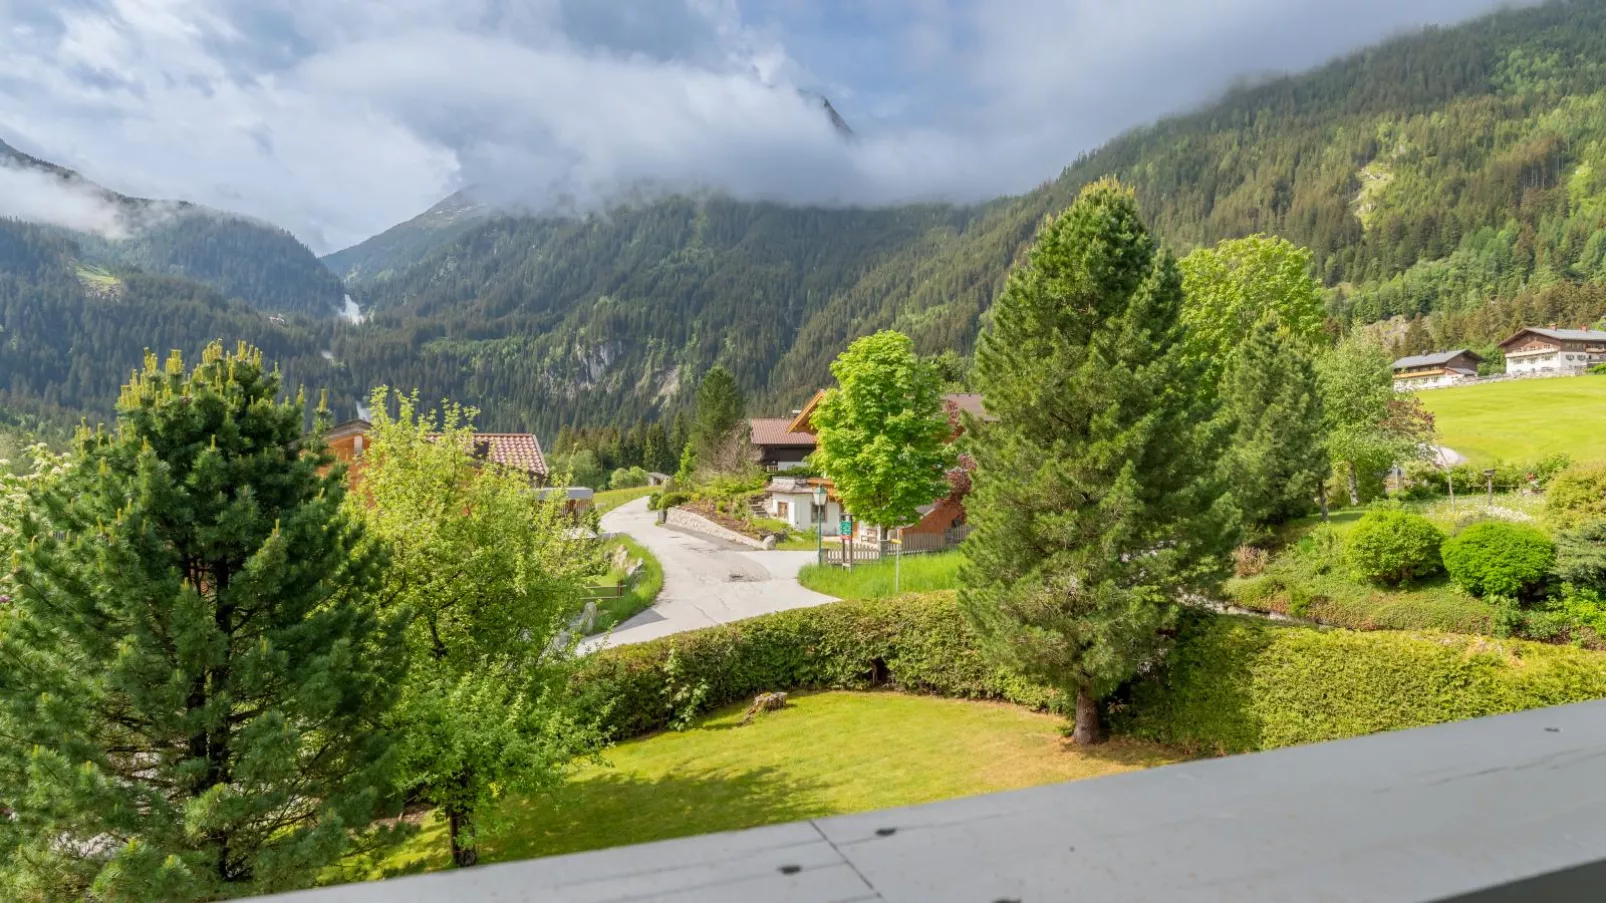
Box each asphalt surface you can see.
[581,497,836,651]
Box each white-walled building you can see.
[763,476,843,536]
[1499,327,1606,376]
[1391,350,1483,391]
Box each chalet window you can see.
[776,500,790,518]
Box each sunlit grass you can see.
[799,550,965,599]
[1418,377,1606,465]
[336,691,1180,882]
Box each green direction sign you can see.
[839,517,852,536]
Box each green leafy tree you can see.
[691,365,746,465]
[1179,234,1328,383]
[1318,335,1433,505]
[356,388,604,869]
[810,330,954,537]
[960,179,1236,745]
[1222,320,1330,528]
[0,343,405,902]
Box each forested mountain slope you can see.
[324,0,1606,433]
[0,219,345,422]
[0,140,344,316]
[8,0,1606,435]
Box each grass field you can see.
[1418,377,1606,465]
[592,485,655,516]
[340,691,1178,881]
[799,550,965,599]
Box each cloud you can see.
[0,0,1532,254]
[0,164,133,238]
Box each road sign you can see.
[839,517,852,536]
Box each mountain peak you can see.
[798,90,854,138]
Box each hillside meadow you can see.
[1418,376,1606,465]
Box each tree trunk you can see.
[1072,684,1106,746]
[448,806,478,868]
[1317,482,1329,522]
[1346,462,1360,507]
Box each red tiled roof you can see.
[468,433,548,477]
[943,393,990,420]
[749,418,817,448]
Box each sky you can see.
[0,0,1529,254]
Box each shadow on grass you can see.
[332,763,834,885]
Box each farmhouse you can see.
[747,418,817,471]
[749,392,990,550]
[747,391,991,469]
[1499,327,1606,376]
[1391,349,1483,391]
[326,419,551,487]
[762,475,845,536]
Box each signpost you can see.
[890,535,903,594]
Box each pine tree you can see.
[960,180,1235,745]
[1222,320,1330,529]
[0,342,405,902]
[690,365,745,464]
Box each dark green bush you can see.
[651,490,693,511]
[1115,611,1606,754]
[574,592,1606,756]
[1441,521,1556,598]
[1555,521,1606,593]
[1547,463,1606,529]
[1344,509,1445,585]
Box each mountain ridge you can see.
[0,138,344,316]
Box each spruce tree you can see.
[961,180,1235,745]
[1222,320,1329,529]
[0,342,405,902]
[643,422,672,475]
[690,365,745,463]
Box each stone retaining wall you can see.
[665,506,766,549]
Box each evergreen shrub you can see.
[1548,463,1606,529]
[1441,521,1555,598]
[1344,509,1445,585]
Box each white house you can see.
[1391,349,1483,391]
[763,476,843,536]
[1499,327,1606,376]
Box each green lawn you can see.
[339,691,1179,881]
[592,485,655,516]
[799,550,966,599]
[590,536,663,631]
[1418,377,1606,465]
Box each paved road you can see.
[582,497,836,651]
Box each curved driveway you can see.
[583,497,836,651]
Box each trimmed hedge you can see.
[1115,612,1606,754]
[574,592,1606,756]
[571,593,1059,740]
